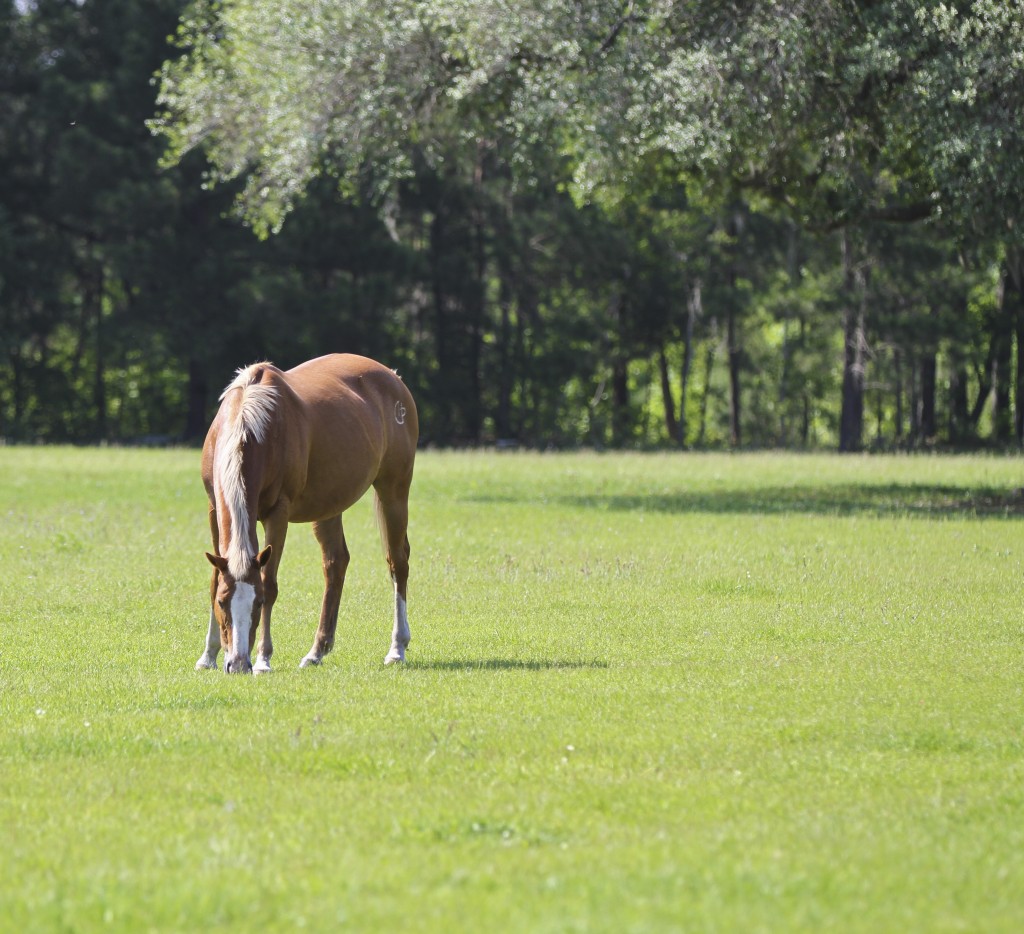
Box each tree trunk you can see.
[10,351,25,438]
[947,319,969,445]
[677,277,700,447]
[92,268,107,441]
[727,304,741,447]
[948,365,969,444]
[968,356,992,431]
[496,282,514,440]
[909,355,920,443]
[1006,248,1024,445]
[991,268,1014,443]
[515,284,533,442]
[919,351,937,442]
[697,319,718,446]
[726,208,745,448]
[779,221,799,443]
[874,387,884,446]
[610,291,630,445]
[894,347,905,444]
[612,356,629,445]
[658,346,678,443]
[838,231,866,453]
[799,316,810,446]
[467,158,487,444]
[429,207,452,443]
[1016,302,1024,446]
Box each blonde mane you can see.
[214,364,278,578]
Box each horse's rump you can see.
[279,354,417,521]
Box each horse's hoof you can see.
[299,655,321,668]
[253,658,272,674]
[195,656,218,671]
[383,650,405,666]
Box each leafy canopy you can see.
[153,1,1024,241]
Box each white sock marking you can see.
[385,589,410,664]
[395,592,410,645]
[196,608,221,669]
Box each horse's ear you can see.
[257,545,273,568]
[206,552,229,573]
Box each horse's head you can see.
[205,547,272,674]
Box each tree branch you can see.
[815,200,936,233]
[596,2,640,58]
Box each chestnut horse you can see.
[196,354,418,674]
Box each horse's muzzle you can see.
[224,654,253,675]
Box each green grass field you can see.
[1,448,1023,932]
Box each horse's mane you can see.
[215,364,278,578]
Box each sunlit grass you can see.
[1,448,1022,931]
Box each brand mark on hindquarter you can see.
[394,401,406,425]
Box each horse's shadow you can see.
[404,658,608,672]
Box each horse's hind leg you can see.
[375,483,412,665]
[300,515,349,668]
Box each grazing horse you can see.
[196,353,418,674]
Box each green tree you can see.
[153,1,1024,451]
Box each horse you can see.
[196,353,418,674]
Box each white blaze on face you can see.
[229,582,256,660]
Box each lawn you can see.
[1,447,1022,932]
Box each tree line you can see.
[2,0,1024,450]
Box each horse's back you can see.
[287,354,411,405]
[286,354,416,441]
[285,353,387,391]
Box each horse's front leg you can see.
[254,504,289,674]
[196,566,221,670]
[300,515,349,668]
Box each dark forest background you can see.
[3,1,1023,450]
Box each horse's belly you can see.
[286,468,375,523]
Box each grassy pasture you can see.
[1,447,1023,932]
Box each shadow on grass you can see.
[407,658,609,672]
[466,484,1024,519]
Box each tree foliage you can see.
[2,1,1024,449]
[153,1,1024,238]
